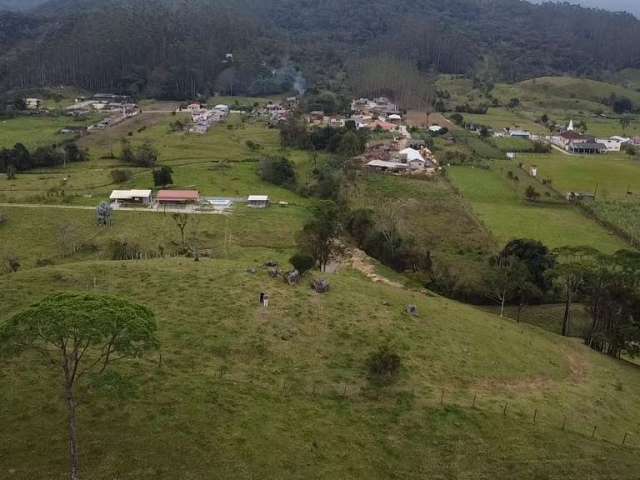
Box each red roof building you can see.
[157,190,200,204]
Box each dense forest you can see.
[1,0,640,99]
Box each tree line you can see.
[0,142,88,177]
[3,0,640,97]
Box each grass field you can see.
[461,109,548,135]
[489,137,537,153]
[1,259,640,479]
[0,115,100,149]
[516,151,640,202]
[0,202,307,270]
[447,166,627,253]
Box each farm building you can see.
[157,190,200,205]
[509,129,531,139]
[366,160,409,173]
[109,190,153,205]
[247,195,270,208]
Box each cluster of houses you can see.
[362,143,439,175]
[108,189,272,211]
[497,120,639,155]
[65,94,140,131]
[305,97,409,134]
[550,121,638,154]
[255,98,297,125]
[181,103,230,134]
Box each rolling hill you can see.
[1,258,640,479]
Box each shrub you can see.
[246,140,262,151]
[110,169,133,184]
[259,155,296,187]
[289,253,315,274]
[532,142,551,153]
[3,254,20,273]
[622,144,636,156]
[525,185,541,201]
[152,165,173,186]
[367,345,401,385]
[108,239,145,260]
[449,113,464,125]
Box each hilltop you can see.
[1,258,640,479]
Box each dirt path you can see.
[346,248,404,288]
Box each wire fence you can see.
[209,367,640,451]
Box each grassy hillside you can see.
[1,259,640,479]
[438,75,640,137]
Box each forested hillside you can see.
[0,0,48,10]
[1,0,640,98]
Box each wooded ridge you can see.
[1,0,640,98]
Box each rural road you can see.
[0,203,228,215]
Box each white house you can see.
[399,148,425,163]
[248,195,270,208]
[596,138,626,152]
[109,190,153,206]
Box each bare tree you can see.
[56,223,81,258]
[171,213,189,249]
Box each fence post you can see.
[533,409,538,425]
[440,390,445,406]
[472,393,477,409]
[343,384,348,397]
[622,432,629,446]
[503,403,508,417]
[591,426,597,439]
[562,416,567,431]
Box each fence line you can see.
[204,368,640,451]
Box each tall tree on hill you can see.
[500,239,556,292]
[552,246,599,337]
[486,255,532,317]
[583,251,640,358]
[0,294,159,480]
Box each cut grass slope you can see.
[447,166,627,253]
[1,259,639,479]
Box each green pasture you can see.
[1,259,640,479]
[447,166,627,253]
